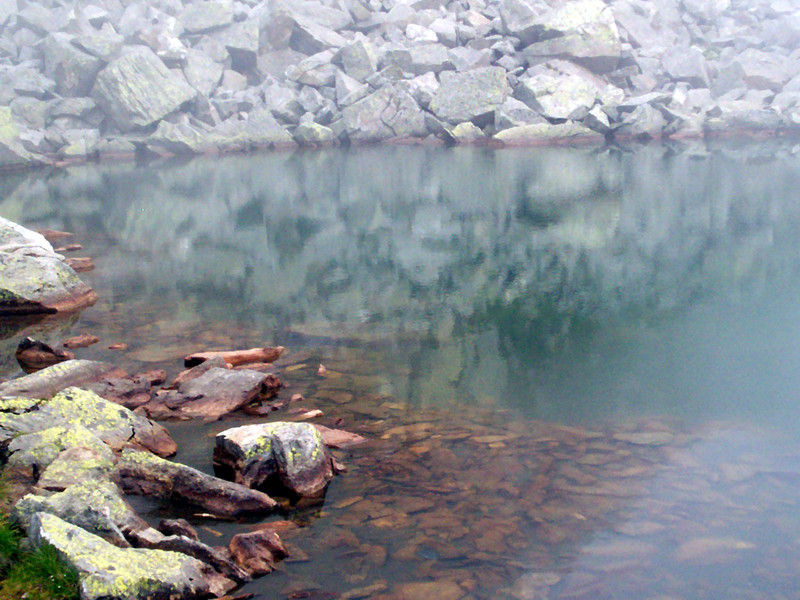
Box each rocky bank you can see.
[0,0,800,168]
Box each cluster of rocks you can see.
[0,357,361,599]
[1,0,800,168]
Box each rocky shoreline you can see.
[1,0,800,169]
[0,217,368,599]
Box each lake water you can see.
[4,141,800,599]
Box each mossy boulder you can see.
[0,217,97,314]
[28,512,234,600]
[37,445,116,491]
[115,448,277,517]
[214,422,333,498]
[0,386,177,458]
[13,480,148,547]
[5,424,110,475]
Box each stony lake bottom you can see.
[4,141,800,599]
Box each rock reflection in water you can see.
[3,143,800,597]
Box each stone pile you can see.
[1,0,800,168]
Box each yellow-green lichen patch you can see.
[6,425,110,471]
[0,396,43,414]
[29,512,211,600]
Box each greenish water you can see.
[4,142,800,599]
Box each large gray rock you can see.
[494,122,605,144]
[0,217,96,314]
[182,48,223,97]
[115,447,278,517]
[213,17,259,72]
[28,512,234,600]
[180,0,234,34]
[291,17,347,55]
[73,26,126,62]
[40,33,104,97]
[13,480,148,547]
[662,46,711,89]
[91,46,196,132]
[521,0,622,74]
[210,108,296,151]
[515,71,601,120]
[214,422,334,497]
[429,67,510,125]
[335,38,378,82]
[341,86,429,142]
[733,49,793,92]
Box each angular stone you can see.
[287,50,339,88]
[521,0,621,74]
[429,67,510,125]
[515,71,601,120]
[0,218,96,313]
[73,26,125,62]
[0,360,125,399]
[499,0,550,46]
[294,122,338,147]
[148,118,209,155]
[213,17,259,72]
[151,366,277,419]
[28,512,233,600]
[180,0,234,34]
[733,48,793,92]
[494,122,604,144]
[291,17,347,55]
[5,424,110,476]
[312,424,367,449]
[37,446,116,491]
[40,33,104,98]
[214,422,333,497]
[116,448,277,517]
[210,108,296,151]
[448,46,492,72]
[495,97,545,130]
[183,48,223,97]
[335,70,370,108]
[616,103,667,139]
[229,529,288,576]
[408,43,452,75]
[92,46,196,132]
[13,480,148,546]
[336,38,378,82]
[446,121,485,143]
[341,86,428,143]
[662,46,710,89]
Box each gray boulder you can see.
[521,0,622,74]
[291,17,347,55]
[294,122,338,147]
[73,25,125,62]
[13,480,148,547]
[28,512,234,600]
[213,17,259,72]
[0,108,41,170]
[499,0,550,46]
[214,421,334,497]
[429,67,510,125]
[0,217,96,314]
[341,86,428,142]
[494,122,604,144]
[408,43,452,75]
[210,108,296,151]
[616,103,668,139]
[336,38,378,82]
[515,70,601,120]
[495,97,545,130]
[182,48,223,97]
[180,0,234,34]
[91,46,196,132]
[40,33,104,97]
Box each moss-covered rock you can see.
[429,67,510,126]
[214,422,333,498]
[5,424,110,475]
[28,512,233,600]
[13,480,148,547]
[37,445,116,491]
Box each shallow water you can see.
[4,141,800,599]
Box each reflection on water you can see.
[4,142,800,598]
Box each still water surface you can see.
[4,142,800,599]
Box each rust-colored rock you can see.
[313,425,368,449]
[228,529,288,576]
[15,337,74,373]
[36,229,73,242]
[184,346,285,368]
[62,333,100,349]
[64,257,95,272]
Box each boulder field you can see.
[0,0,799,169]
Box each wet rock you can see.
[184,345,284,368]
[521,0,621,74]
[91,46,196,132]
[341,86,428,143]
[612,431,675,446]
[15,337,74,373]
[391,580,465,600]
[83,373,155,410]
[40,32,104,97]
[62,334,99,349]
[214,421,334,497]
[28,512,234,600]
[157,518,199,540]
[494,122,604,145]
[228,529,288,575]
[13,480,148,547]
[150,366,279,419]
[313,424,367,449]
[115,448,277,517]
[429,67,510,125]
[0,359,125,399]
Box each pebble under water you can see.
[4,141,800,599]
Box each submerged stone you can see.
[0,359,125,399]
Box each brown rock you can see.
[184,346,285,368]
[64,257,95,272]
[84,375,154,409]
[62,333,99,349]
[36,229,73,242]
[313,424,368,449]
[108,343,127,350]
[157,518,199,541]
[391,580,465,600]
[15,337,74,373]
[54,243,83,252]
[228,529,288,576]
